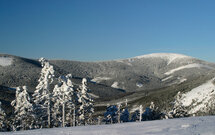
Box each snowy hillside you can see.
[180,78,215,114]
[3,116,215,135]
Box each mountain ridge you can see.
[1,53,215,115]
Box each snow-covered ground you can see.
[164,63,214,75]
[180,78,215,114]
[91,77,111,83]
[0,57,13,66]
[3,116,215,135]
[162,75,173,82]
[134,53,190,65]
[111,81,119,88]
[136,82,143,88]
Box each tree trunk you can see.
[139,105,143,122]
[73,106,76,126]
[48,98,51,128]
[62,101,65,127]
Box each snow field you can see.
[91,77,111,83]
[134,53,190,65]
[111,82,119,88]
[164,63,214,75]
[0,57,13,66]
[3,116,215,135]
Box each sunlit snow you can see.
[164,63,214,75]
[180,78,215,114]
[0,57,13,66]
[136,82,143,88]
[162,75,173,82]
[134,53,190,65]
[91,77,111,83]
[4,116,215,135]
[111,82,119,88]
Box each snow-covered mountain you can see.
[50,53,215,92]
[1,53,215,116]
[3,116,215,135]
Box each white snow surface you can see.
[136,82,143,88]
[178,78,187,84]
[111,82,119,88]
[0,57,13,66]
[180,78,215,114]
[91,77,111,83]
[134,53,191,65]
[4,116,215,135]
[164,63,214,75]
[162,75,173,82]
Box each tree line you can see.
[0,58,94,131]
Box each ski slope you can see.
[3,116,215,135]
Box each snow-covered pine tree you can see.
[131,110,140,122]
[51,84,62,127]
[77,78,94,125]
[117,103,121,123]
[139,105,143,122]
[52,74,74,127]
[0,101,6,131]
[32,57,55,128]
[11,86,35,131]
[120,108,129,123]
[120,99,129,123]
[167,92,189,118]
[103,104,118,124]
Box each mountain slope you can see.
[51,53,215,92]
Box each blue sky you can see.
[1,0,215,62]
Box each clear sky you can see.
[1,0,215,62]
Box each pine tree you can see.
[51,85,62,127]
[0,101,6,131]
[120,99,129,123]
[52,74,74,127]
[120,109,129,122]
[33,58,55,128]
[167,92,189,118]
[117,103,121,123]
[11,86,35,131]
[103,104,118,124]
[77,78,94,125]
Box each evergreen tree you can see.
[117,103,121,123]
[0,101,6,131]
[51,84,62,127]
[131,110,140,122]
[103,105,118,124]
[77,78,94,125]
[131,105,143,122]
[11,86,35,131]
[120,99,129,123]
[120,109,129,122]
[52,74,74,127]
[167,92,189,118]
[32,58,55,128]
